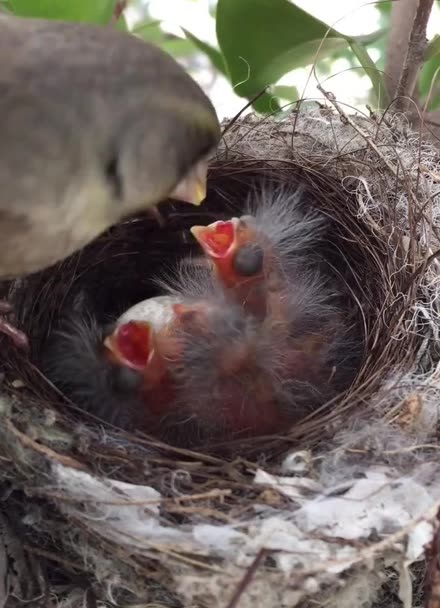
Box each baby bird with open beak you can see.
[42,243,361,446]
[189,186,332,321]
[101,291,288,442]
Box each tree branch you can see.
[394,0,434,112]
[111,0,127,25]
[385,0,419,100]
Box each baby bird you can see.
[40,294,178,430]
[190,185,330,322]
[42,242,361,446]
[189,184,363,420]
[42,294,285,443]
[0,15,220,347]
[102,294,289,441]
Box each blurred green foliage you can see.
[3,0,440,113]
[6,0,117,23]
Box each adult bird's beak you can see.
[169,159,209,206]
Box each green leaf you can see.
[355,28,388,47]
[8,0,116,23]
[0,0,12,13]
[349,40,389,107]
[216,0,349,99]
[377,0,392,18]
[132,19,162,36]
[115,14,128,32]
[182,29,226,74]
[132,21,197,59]
[270,85,300,101]
[419,51,440,109]
[162,37,197,58]
[253,91,282,113]
[426,34,440,61]
[132,19,165,43]
[427,91,440,111]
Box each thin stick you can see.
[23,544,82,573]
[111,0,127,25]
[316,85,400,178]
[225,549,268,608]
[6,419,86,470]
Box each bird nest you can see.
[0,103,440,608]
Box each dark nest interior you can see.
[1,159,406,453]
[0,108,436,607]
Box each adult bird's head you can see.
[0,15,221,278]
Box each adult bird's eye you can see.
[104,155,123,199]
[233,243,264,277]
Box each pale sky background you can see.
[125,0,440,120]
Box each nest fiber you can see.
[0,104,439,607]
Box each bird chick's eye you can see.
[104,154,123,199]
[233,243,264,277]
[112,366,144,394]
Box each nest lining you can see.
[0,105,438,607]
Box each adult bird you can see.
[0,14,220,347]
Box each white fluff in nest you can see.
[53,464,246,555]
[52,444,440,608]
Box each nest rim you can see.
[0,106,435,607]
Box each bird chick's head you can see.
[190,217,268,288]
[103,296,292,439]
[104,318,175,395]
[171,299,257,371]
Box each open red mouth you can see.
[105,320,152,369]
[190,220,237,258]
